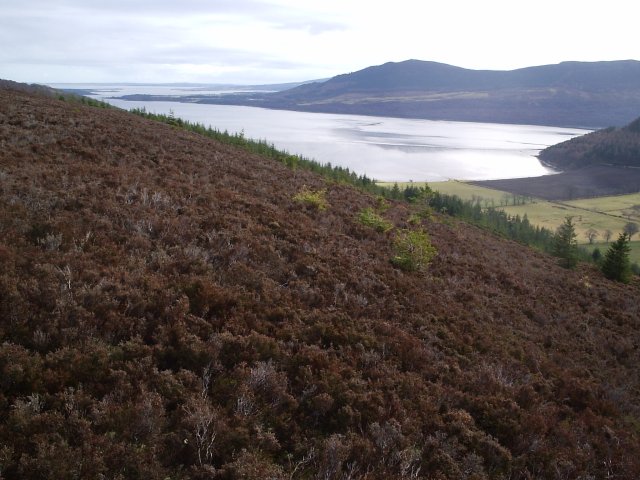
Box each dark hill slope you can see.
[2,85,640,479]
[163,59,640,127]
[539,114,640,170]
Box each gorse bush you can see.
[358,208,393,233]
[293,186,328,210]
[391,228,437,272]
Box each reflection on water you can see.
[70,85,590,182]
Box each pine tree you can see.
[601,233,632,283]
[553,216,578,269]
[390,183,401,200]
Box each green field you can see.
[378,180,640,262]
[501,201,630,241]
[565,193,640,222]
[585,241,640,264]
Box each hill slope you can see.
[121,59,640,127]
[539,115,640,170]
[2,85,640,479]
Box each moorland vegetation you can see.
[1,83,640,479]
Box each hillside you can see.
[118,60,640,128]
[538,115,640,170]
[2,84,640,479]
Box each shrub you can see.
[293,186,328,211]
[391,228,437,272]
[358,208,393,233]
[408,208,432,225]
[375,196,390,212]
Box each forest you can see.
[538,116,640,171]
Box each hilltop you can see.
[117,59,640,128]
[2,83,640,479]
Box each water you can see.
[55,84,590,182]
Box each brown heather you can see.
[1,84,640,479]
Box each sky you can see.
[1,0,638,85]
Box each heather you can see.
[1,85,640,479]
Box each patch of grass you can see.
[358,208,393,233]
[565,193,640,221]
[293,186,328,211]
[391,228,437,272]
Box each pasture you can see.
[386,180,640,262]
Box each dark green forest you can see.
[539,115,640,170]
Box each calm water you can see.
[57,84,590,182]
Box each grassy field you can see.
[501,201,633,241]
[565,193,640,222]
[585,240,640,264]
[378,180,640,262]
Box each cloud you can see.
[0,0,637,83]
[0,0,348,83]
[273,19,346,35]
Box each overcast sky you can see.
[1,0,638,85]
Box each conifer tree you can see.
[553,216,579,268]
[602,233,632,283]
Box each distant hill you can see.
[278,59,640,97]
[118,59,640,128]
[0,78,60,97]
[538,115,640,170]
[3,81,640,479]
[262,60,640,127]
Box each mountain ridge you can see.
[282,59,640,95]
[261,59,640,128]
